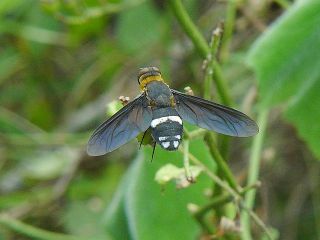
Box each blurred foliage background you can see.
[0,0,320,239]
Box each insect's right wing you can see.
[172,90,258,137]
[87,93,152,156]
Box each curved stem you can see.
[0,215,84,240]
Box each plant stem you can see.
[183,140,192,180]
[240,109,269,240]
[204,133,239,192]
[169,0,233,106]
[186,151,273,240]
[211,61,233,106]
[169,0,209,57]
[194,193,233,219]
[220,0,238,62]
[186,151,239,199]
[204,26,223,100]
[0,215,83,240]
[186,128,206,139]
[193,193,233,234]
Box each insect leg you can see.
[139,130,148,150]
[151,142,156,162]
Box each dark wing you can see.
[87,93,152,156]
[172,90,258,137]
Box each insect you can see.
[87,67,258,156]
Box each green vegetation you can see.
[1,0,319,240]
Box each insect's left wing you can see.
[172,90,258,137]
[87,93,152,156]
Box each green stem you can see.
[186,151,239,199]
[186,128,206,140]
[240,109,269,240]
[211,61,233,106]
[0,215,83,240]
[220,0,238,62]
[169,0,233,106]
[169,0,209,58]
[204,26,223,100]
[187,151,272,240]
[204,133,239,192]
[193,193,233,233]
[194,193,233,219]
[183,140,192,180]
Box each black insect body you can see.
[87,67,258,156]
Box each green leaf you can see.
[248,0,320,107]
[247,0,320,158]
[103,139,216,240]
[102,159,137,240]
[127,141,214,239]
[285,79,320,158]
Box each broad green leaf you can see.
[102,138,216,240]
[124,140,215,240]
[102,158,138,240]
[285,79,320,158]
[248,0,320,107]
[247,0,320,158]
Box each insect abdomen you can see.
[151,107,183,151]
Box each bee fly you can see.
[87,67,258,156]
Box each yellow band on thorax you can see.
[139,75,163,90]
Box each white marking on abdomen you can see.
[159,136,168,141]
[151,116,182,128]
[161,141,170,148]
[175,135,181,140]
[173,141,179,148]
